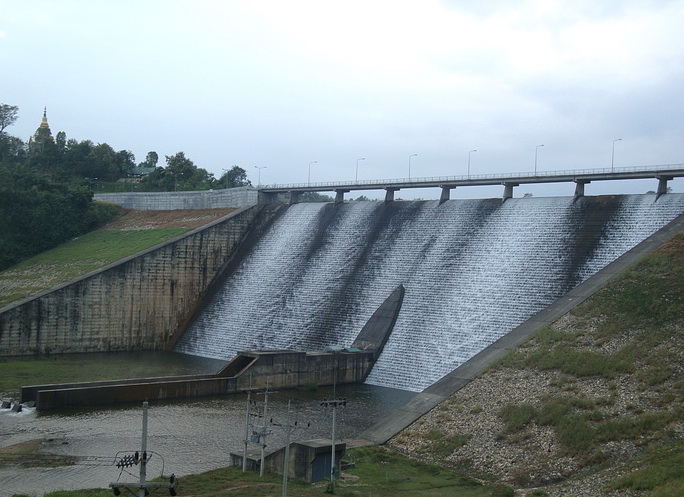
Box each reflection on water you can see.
[0,352,415,497]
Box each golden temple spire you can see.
[39,107,50,129]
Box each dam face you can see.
[174,194,684,392]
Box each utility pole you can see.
[242,389,252,472]
[271,400,309,497]
[259,388,270,476]
[139,401,148,496]
[321,350,348,491]
[109,401,176,497]
[320,396,347,489]
[242,378,272,476]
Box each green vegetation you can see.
[613,442,684,496]
[422,429,468,459]
[490,234,684,490]
[0,103,251,269]
[498,397,675,459]
[0,165,122,270]
[0,352,212,395]
[7,447,511,497]
[0,227,190,307]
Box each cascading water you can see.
[174,194,684,392]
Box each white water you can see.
[175,194,684,392]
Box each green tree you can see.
[0,104,19,134]
[116,149,136,177]
[301,192,334,202]
[0,133,26,164]
[0,164,117,270]
[139,151,158,168]
[217,165,251,188]
[55,131,67,152]
[141,151,214,191]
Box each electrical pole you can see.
[139,401,148,497]
[321,351,347,491]
[271,400,309,497]
[109,401,176,497]
[242,389,252,473]
[257,385,271,477]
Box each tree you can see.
[141,151,214,191]
[0,134,26,163]
[139,151,158,168]
[115,150,136,177]
[0,164,118,270]
[55,131,67,152]
[301,192,334,202]
[217,165,251,188]
[0,104,19,134]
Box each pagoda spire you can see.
[29,106,54,152]
[39,107,50,129]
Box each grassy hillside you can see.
[390,232,684,496]
[0,208,234,308]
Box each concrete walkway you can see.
[359,210,684,445]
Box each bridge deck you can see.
[260,164,684,194]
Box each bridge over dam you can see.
[258,163,684,203]
[3,165,684,400]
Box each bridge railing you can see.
[260,163,684,191]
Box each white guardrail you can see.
[261,163,684,191]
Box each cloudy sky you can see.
[2,0,683,198]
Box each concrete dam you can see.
[174,193,684,392]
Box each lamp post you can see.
[355,158,365,182]
[308,161,317,185]
[611,138,622,172]
[467,150,477,179]
[408,153,417,179]
[254,165,266,186]
[534,144,544,175]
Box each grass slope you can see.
[0,229,189,308]
[0,208,235,308]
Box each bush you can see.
[499,403,536,433]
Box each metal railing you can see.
[259,163,684,192]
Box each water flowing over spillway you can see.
[174,194,684,392]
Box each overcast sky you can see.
[2,0,683,198]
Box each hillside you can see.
[0,208,235,308]
[390,233,684,496]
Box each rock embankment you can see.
[389,309,684,496]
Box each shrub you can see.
[499,403,536,433]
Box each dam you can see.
[174,193,684,392]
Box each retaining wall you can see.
[94,186,258,210]
[0,205,264,356]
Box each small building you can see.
[230,439,346,483]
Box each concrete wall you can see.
[22,349,375,410]
[0,205,263,356]
[94,186,258,210]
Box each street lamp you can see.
[408,154,417,179]
[254,165,267,186]
[355,158,365,182]
[308,161,317,185]
[468,150,477,179]
[534,144,544,175]
[611,138,622,172]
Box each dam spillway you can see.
[174,194,684,392]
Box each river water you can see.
[0,353,414,497]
